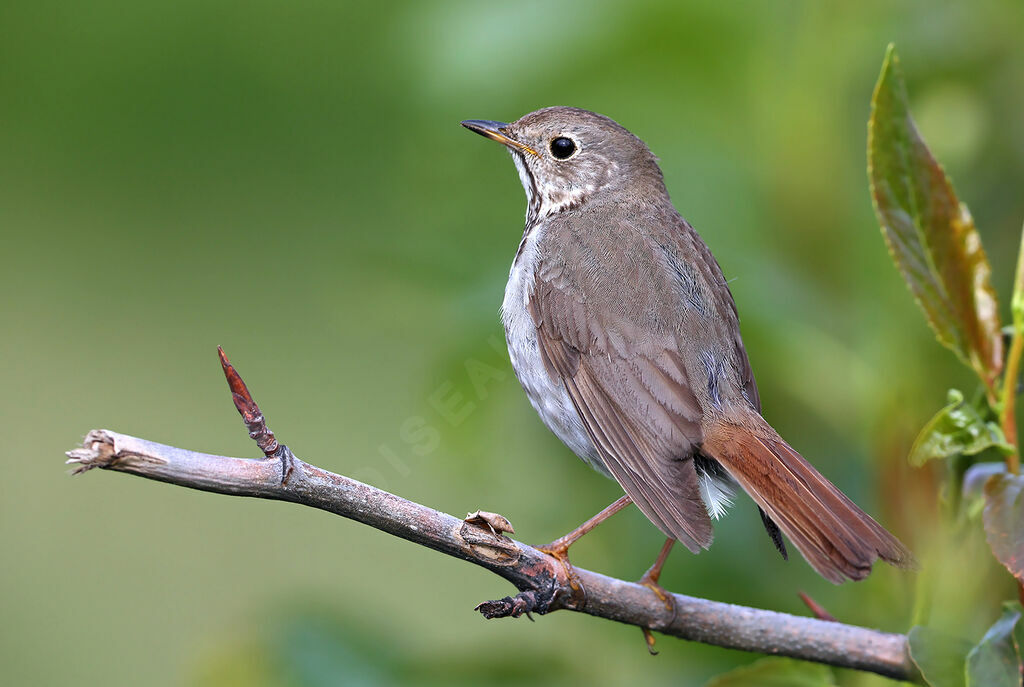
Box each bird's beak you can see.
[461,119,540,157]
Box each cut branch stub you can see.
[464,510,515,536]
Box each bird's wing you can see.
[527,262,713,552]
[657,217,761,414]
[653,215,787,552]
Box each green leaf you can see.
[704,657,836,687]
[966,603,1023,687]
[868,44,1003,392]
[909,389,1009,466]
[907,626,973,687]
[983,473,1024,584]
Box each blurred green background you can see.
[4,1,1024,685]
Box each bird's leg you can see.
[639,536,675,604]
[538,494,632,599]
[638,537,676,655]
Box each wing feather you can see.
[529,280,713,552]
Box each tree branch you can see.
[65,352,918,682]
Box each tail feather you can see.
[704,411,915,583]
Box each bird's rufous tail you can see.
[703,409,915,583]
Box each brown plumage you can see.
[463,107,915,583]
[703,411,914,582]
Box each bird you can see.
[461,107,914,592]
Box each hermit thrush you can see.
[462,107,914,584]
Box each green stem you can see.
[999,224,1024,475]
[1002,332,1022,474]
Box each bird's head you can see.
[462,106,666,222]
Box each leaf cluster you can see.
[867,44,1024,687]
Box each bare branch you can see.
[66,429,914,680]
[64,351,918,682]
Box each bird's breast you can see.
[501,223,608,476]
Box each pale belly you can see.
[500,226,610,477]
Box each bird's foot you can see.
[636,538,677,655]
[640,627,659,656]
[537,540,586,609]
[637,575,675,655]
[638,568,675,612]
[534,496,635,610]
[637,570,676,655]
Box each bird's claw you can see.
[641,627,659,655]
[537,542,587,609]
[636,559,677,654]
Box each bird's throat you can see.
[510,150,592,227]
[511,151,542,228]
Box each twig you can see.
[64,350,918,682]
[798,591,838,622]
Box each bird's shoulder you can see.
[530,198,732,339]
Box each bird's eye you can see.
[549,137,577,160]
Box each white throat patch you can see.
[510,152,601,225]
